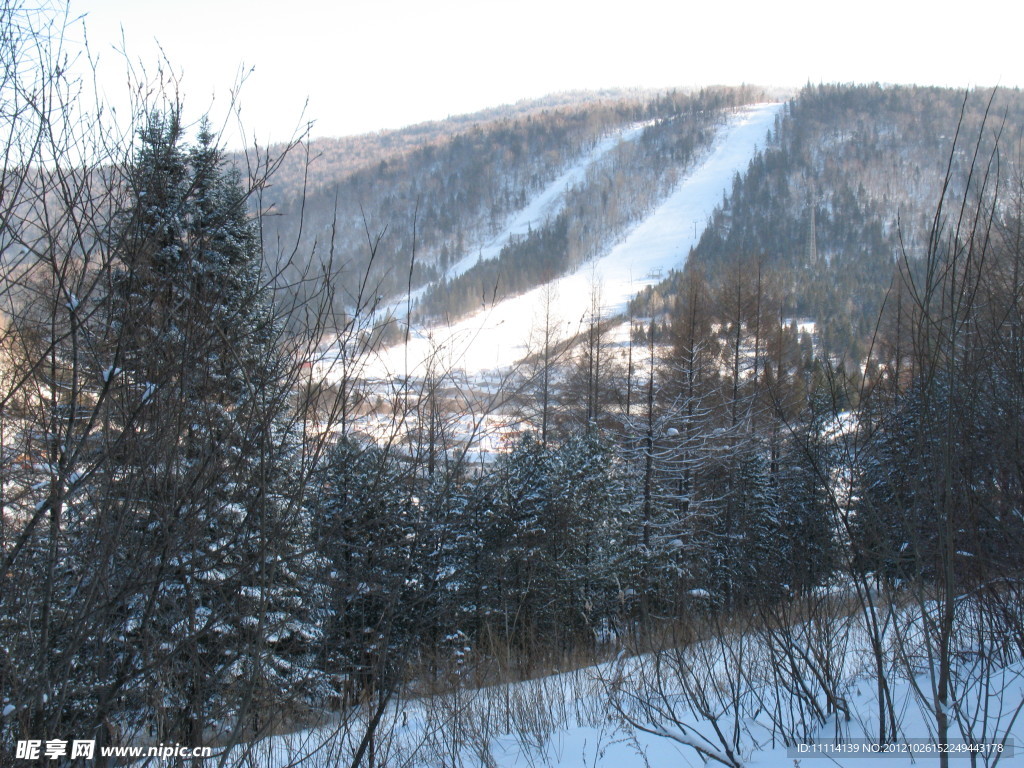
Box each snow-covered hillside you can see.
[439,120,656,286]
[375,119,655,321]
[222,605,1024,768]
[368,102,784,379]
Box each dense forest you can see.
[2,5,1023,766]
[635,84,1024,363]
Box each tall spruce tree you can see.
[312,436,420,702]
[87,112,317,744]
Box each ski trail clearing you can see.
[370,102,785,379]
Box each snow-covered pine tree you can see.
[312,436,420,703]
[684,437,782,607]
[83,112,318,744]
[468,432,634,658]
[416,470,484,672]
[772,425,838,597]
[473,433,552,655]
[544,432,634,648]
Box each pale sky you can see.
[68,0,1024,148]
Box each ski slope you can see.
[442,120,655,282]
[379,119,654,318]
[370,102,785,379]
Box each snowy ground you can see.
[352,102,785,381]
[226,604,1024,768]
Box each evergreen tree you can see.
[469,432,634,657]
[687,438,787,607]
[773,433,838,596]
[81,112,316,743]
[545,433,635,646]
[312,436,420,702]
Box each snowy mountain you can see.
[367,102,784,378]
